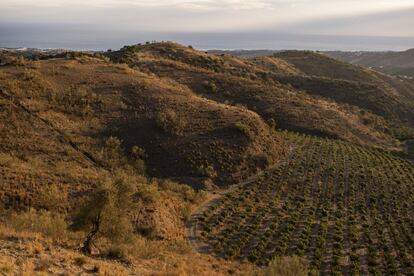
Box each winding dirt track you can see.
[186,146,295,255]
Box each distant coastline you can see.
[1,23,413,51]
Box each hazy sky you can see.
[2,0,414,34]
[1,0,414,50]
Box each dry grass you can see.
[7,209,69,241]
[106,42,413,153]
[0,221,261,275]
[0,153,21,168]
[262,256,310,276]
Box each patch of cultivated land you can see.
[193,132,414,275]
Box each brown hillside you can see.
[107,42,397,150]
[271,50,414,124]
[250,56,303,75]
[0,55,285,192]
[0,53,288,274]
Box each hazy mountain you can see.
[325,48,414,79]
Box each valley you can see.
[0,42,413,275]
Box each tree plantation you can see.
[195,132,414,275]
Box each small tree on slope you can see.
[71,172,136,254]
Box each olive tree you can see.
[71,172,137,254]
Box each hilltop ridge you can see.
[107,42,414,154]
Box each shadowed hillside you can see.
[0,51,288,274]
[325,48,414,78]
[107,42,403,151]
[0,54,286,192]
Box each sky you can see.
[1,0,414,50]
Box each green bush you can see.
[197,164,217,178]
[234,122,254,139]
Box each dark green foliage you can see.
[197,132,414,274]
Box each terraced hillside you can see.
[193,132,414,275]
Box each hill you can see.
[233,49,414,159]
[194,132,414,275]
[267,51,414,122]
[0,54,286,189]
[0,51,286,274]
[0,42,413,274]
[107,42,404,152]
[325,49,414,79]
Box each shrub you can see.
[159,180,200,202]
[136,182,161,204]
[36,183,68,211]
[130,146,146,174]
[22,69,40,81]
[202,80,218,93]
[10,56,30,66]
[106,243,129,260]
[9,209,68,241]
[197,164,217,178]
[234,122,254,139]
[155,109,186,136]
[268,118,277,131]
[263,256,309,276]
[101,136,128,169]
[55,85,101,117]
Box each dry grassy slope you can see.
[0,225,259,275]
[271,51,414,124]
[273,74,411,122]
[0,90,97,212]
[273,50,376,82]
[0,56,285,191]
[249,56,303,75]
[0,54,284,274]
[108,42,397,150]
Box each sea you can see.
[1,23,413,52]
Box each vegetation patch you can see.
[196,132,414,275]
[155,108,187,136]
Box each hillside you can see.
[325,49,414,78]
[195,132,414,275]
[107,42,404,152]
[230,49,414,159]
[265,51,414,123]
[0,43,413,275]
[0,51,289,274]
[262,50,414,159]
[0,54,286,188]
